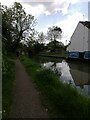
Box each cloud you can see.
[19,0,80,16]
[0,0,21,6]
[1,0,89,16]
[21,2,52,17]
[52,0,79,15]
[20,0,90,3]
[22,3,45,17]
[36,24,51,34]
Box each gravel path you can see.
[10,59,48,118]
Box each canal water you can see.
[35,56,90,97]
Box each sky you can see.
[1,0,90,45]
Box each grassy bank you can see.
[20,55,90,119]
[2,56,15,118]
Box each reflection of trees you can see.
[51,62,61,76]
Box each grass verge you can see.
[20,55,90,119]
[2,56,15,118]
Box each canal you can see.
[35,56,90,97]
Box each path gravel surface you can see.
[10,59,48,118]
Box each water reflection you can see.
[56,61,75,85]
[40,58,90,97]
[42,61,75,85]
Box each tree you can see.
[2,2,36,53]
[47,26,62,41]
[47,26,62,52]
[11,2,35,43]
[47,40,64,52]
[1,5,13,54]
[37,32,45,43]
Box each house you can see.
[67,21,90,59]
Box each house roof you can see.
[80,21,90,29]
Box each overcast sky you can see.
[1,0,90,45]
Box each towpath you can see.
[10,59,48,118]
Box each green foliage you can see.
[2,2,36,54]
[2,56,15,118]
[20,55,90,119]
[47,26,62,52]
[47,40,65,53]
[27,41,45,56]
[47,26,62,42]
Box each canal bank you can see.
[39,54,90,63]
[39,54,67,59]
[20,55,90,119]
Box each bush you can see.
[2,56,15,118]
